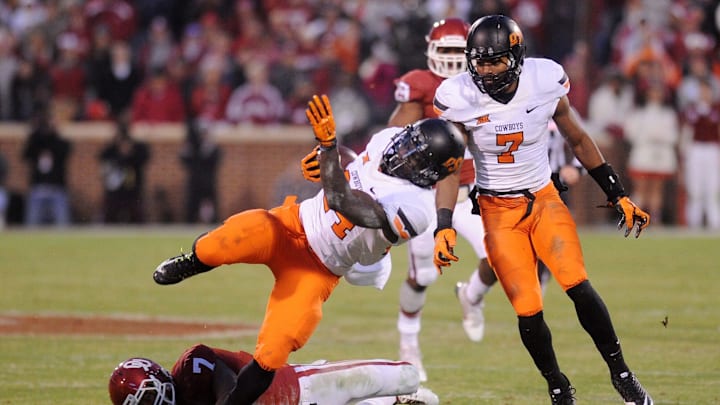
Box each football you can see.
[338,145,358,168]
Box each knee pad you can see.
[408,251,438,287]
[407,231,438,287]
[399,280,426,314]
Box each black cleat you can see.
[153,252,214,285]
[549,374,576,405]
[612,371,653,405]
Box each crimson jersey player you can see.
[109,344,439,405]
[388,18,491,382]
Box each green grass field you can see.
[1,226,718,404]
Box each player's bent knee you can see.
[255,339,295,370]
[397,363,421,392]
[413,264,439,286]
[565,280,596,304]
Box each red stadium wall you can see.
[0,122,623,226]
[0,123,315,223]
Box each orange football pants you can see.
[193,200,341,371]
[478,182,587,317]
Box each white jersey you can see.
[299,127,434,283]
[434,58,570,194]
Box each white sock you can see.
[398,312,421,346]
[466,269,492,303]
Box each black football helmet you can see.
[465,15,526,95]
[381,119,465,187]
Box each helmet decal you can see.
[441,156,464,173]
[509,32,522,47]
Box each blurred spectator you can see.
[180,122,221,223]
[468,0,509,22]
[98,122,150,223]
[358,41,399,125]
[229,15,278,78]
[131,66,185,123]
[618,17,681,91]
[227,0,265,39]
[18,28,52,71]
[562,39,591,118]
[49,32,87,121]
[11,57,51,121]
[83,0,137,43]
[0,151,8,229]
[328,72,372,148]
[679,79,720,229]
[304,3,359,75]
[587,68,634,148]
[22,110,71,226]
[85,25,113,99]
[285,78,318,125]
[623,83,679,223]
[93,40,143,121]
[9,0,48,40]
[62,4,92,56]
[225,60,285,125]
[676,53,720,111]
[137,16,177,74]
[190,54,231,126]
[388,8,432,74]
[542,0,579,62]
[509,0,543,55]
[667,2,716,62]
[0,26,19,121]
[589,0,625,67]
[268,49,308,100]
[178,23,207,76]
[426,0,472,22]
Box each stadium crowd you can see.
[1,0,719,228]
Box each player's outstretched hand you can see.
[305,94,336,149]
[611,196,650,238]
[301,146,321,182]
[433,228,458,274]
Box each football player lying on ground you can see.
[108,343,439,405]
[152,94,465,404]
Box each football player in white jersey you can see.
[455,117,585,318]
[153,94,465,404]
[430,15,653,405]
[387,18,489,383]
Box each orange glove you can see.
[301,146,321,182]
[433,228,458,274]
[305,94,336,149]
[610,196,650,238]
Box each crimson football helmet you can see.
[465,15,526,95]
[381,118,465,187]
[426,18,470,78]
[108,358,176,405]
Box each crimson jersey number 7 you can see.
[496,131,523,163]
